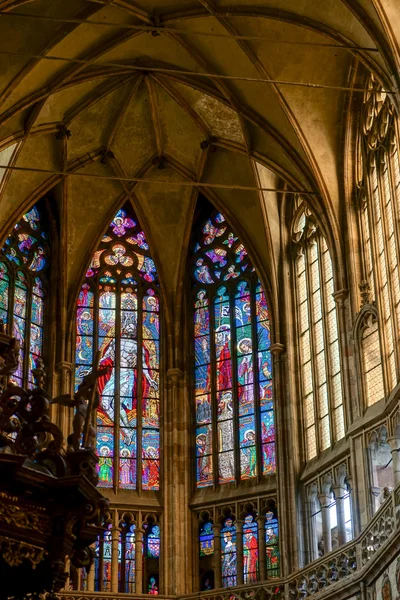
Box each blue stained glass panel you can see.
[146,525,160,558]
[75,336,93,365]
[265,511,280,577]
[195,336,210,366]
[200,522,214,556]
[77,306,94,335]
[195,364,210,394]
[143,292,159,312]
[29,324,43,356]
[120,394,137,427]
[221,518,236,586]
[196,394,212,424]
[235,295,251,327]
[259,350,272,381]
[119,429,137,489]
[143,312,160,340]
[31,293,44,326]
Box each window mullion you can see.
[387,143,400,373]
[249,279,262,480]
[304,241,320,455]
[24,273,33,387]
[209,288,218,489]
[114,281,121,493]
[137,283,143,493]
[229,288,240,485]
[317,237,333,448]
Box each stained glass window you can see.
[145,522,161,558]
[265,508,280,577]
[357,73,400,406]
[243,515,258,583]
[94,525,113,592]
[75,205,160,490]
[200,521,214,557]
[221,517,237,587]
[192,210,275,487]
[119,521,136,592]
[293,206,344,460]
[0,203,49,387]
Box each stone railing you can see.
[59,482,400,600]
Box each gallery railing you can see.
[60,481,400,600]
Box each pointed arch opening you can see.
[75,203,161,492]
[0,200,50,388]
[191,199,275,489]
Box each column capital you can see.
[270,343,285,356]
[166,368,184,385]
[333,289,349,304]
[387,436,400,452]
[55,361,73,374]
[256,514,266,526]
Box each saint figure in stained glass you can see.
[191,206,275,487]
[75,204,160,491]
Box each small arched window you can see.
[357,73,400,404]
[221,516,237,587]
[75,204,160,491]
[192,209,275,487]
[0,202,49,387]
[293,205,345,460]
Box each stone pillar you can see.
[55,361,73,439]
[307,487,319,562]
[136,527,144,594]
[333,484,347,547]
[257,515,266,581]
[111,525,120,592]
[235,520,244,586]
[163,368,193,595]
[388,436,400,486]
[318,493,332,555]
[213,523,222,589]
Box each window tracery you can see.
[357,73,400,405]
[293,205,344,460]
[0,202,49,387]
[196,498,280,589]
[75,205,160,491]
[192,209,275,488]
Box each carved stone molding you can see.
[0,535,47,568]
[166,368,184,386]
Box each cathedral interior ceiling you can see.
[0,0,398,309]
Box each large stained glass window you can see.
[0,203,49,387]
[192,210,275,487]
[75,205,160,491]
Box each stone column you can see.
[235,519,244,586]
[257,515,266,581]
[135,527,144,594]
[333,484,347,547]
[318,493,332,555]
[111,524,120,593]
[213,523,222,589]
[388,436,400,486]
[163,368,193,594]
[55,360,73,439]
[307,487,319,562]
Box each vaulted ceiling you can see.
[0,0,398,320]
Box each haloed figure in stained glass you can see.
[75,206,161,492]
[192,207,276,490]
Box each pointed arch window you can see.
[293,206,345,460]
[75,205,160,491]
[192,210,275,487]
[357,73,400,405]
[0,203,49,387]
